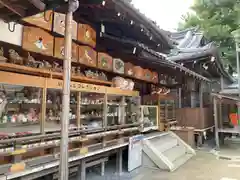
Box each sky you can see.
[132,0,194,31]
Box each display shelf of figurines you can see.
[143,92,177,131]
[0,70,140,165]
[0,80,140,135]
[140,105,158,132]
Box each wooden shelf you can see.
[0,63,112,86]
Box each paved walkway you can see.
[133,150,240,180]
[76,149,240,180]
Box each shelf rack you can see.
[0,69,141,175]
[143,94,177,131]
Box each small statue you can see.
[112,76,125,89]
[8,49,24,65]
[48,109,54,121]
[76,67,84,76]
[37,61,44,69]
[126,79,134,90]
[27,108,38,122]
[25,52,37,67]
[0,91,7,118]
[71,66,76,75]
[43,60,52,70]
[99,72,107,81]
[0,47,7,63]
[70,93,76,104]
[52,62,63,72]
[85,70,95,78]
[94,71,99,79]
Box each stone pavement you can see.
[83,150,240,180]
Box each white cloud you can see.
[132,0,193,31]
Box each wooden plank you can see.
[0,63,112,86]
[0,71,45,87]
[85,157,108,168]
[0,63,50,76]
[47,79,107,93]
[0,0,25,17]
[106,87,139,96]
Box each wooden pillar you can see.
[199,82,203,108]
[220,76,224,90]
[178,88,182,108]
[60,0,78,179]
[213,96,220,149]
[76,92,81,128]
[40,85,47,134]
[102,93,108,148]
[116,148,123,176]
[190,91,196,108]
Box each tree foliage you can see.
[178,0,240,67]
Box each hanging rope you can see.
[43,10,53,22]
[7,22,17,32]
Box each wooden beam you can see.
[28,0,45,11]
[0,0,25,17]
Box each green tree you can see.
[178,0,240,67]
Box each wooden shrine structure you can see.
[0,0,211,179]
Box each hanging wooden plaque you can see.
[97,52,113,71]
[79,46,97,67]
[22,10,53,31]
[54,37,78,62]
[53,12,77,40]
[22,26,54,56]
[125,62,134,76]
[143,69,152,82]
[152,72,158,83]
[113,58,124,74]
[133,66,143,79]
[78,24,96,47]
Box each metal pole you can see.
[60,1,79,180]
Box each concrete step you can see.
[143,132,195,172]
[163,144,186,162]
[150,135,178,153]
[172,153,193,171]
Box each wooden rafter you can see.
[28,0,45,11]
[0,0,25,17]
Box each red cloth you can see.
[230,113,238,125]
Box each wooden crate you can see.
[78,46,97,67]
[53,12,77,40]
[97,53,113,71]
[22,26,54,56]
[54,37,78,62]
[77,24,96,47]
[22,10,53,31]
